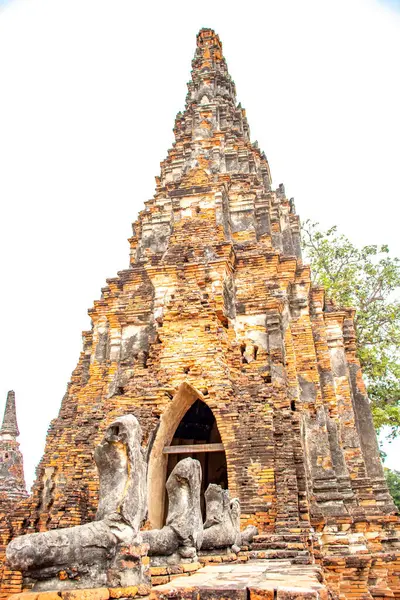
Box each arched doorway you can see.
[147,383,228,528]
[165,399,227,518]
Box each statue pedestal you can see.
[9,585,148,600]
[20,543,151,595]
[107,543,150,591]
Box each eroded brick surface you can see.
[1,27,400,600]
[108,586,138,598]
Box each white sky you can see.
[0,0,399,488]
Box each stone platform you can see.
[148,560,328,599]
[9,561,329,600]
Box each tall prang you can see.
[1,28,400,599]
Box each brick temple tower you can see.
[0,391,27,507]
[1,28,400,598]
[0,391,27,600]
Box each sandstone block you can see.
[136,583,151,596]
[8,594,39,600]
[151,576,169,586]
[108,586,138,598]
[249,590,274,600]
[61,589,109,600]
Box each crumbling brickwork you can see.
[1,28,399,599]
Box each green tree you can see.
[301,220,400,437]
[385,468,400,510]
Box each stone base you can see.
[148,560,329,599]
[22,545,150,593]
[9,562,329,600]
[198,550,242,566]
[150,562,202,586]
[149,554,199,568]
[9,586,148,600]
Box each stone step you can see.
[251,541,308,550]
[246,549,312,561]
[254,533,309,542]
[149,560,327,599]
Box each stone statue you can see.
[143,457,203,560]
[6,415,150,591]
[201,483,258,552]
[94,414,147,533]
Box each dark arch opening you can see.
[166,399,228,518]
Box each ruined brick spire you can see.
[161,27,273,199]
[1,29,399,600]
[0,391,27,506]
[186,28,237,108]
[0,390,20,438]
[140,28,301,265]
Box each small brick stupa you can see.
[0,392,27,507]
[0,391,27,598]
[1,28,400,599]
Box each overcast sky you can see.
[0,0,399,488]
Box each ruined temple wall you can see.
[2,201,398,597]
[6,230,394,535]
[289,278,372,518]
[2,27,399,599]
[343,309,392,511]
[1,220,308,540]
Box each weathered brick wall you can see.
[1,28,399,599]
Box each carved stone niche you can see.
[6,415,150,592]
